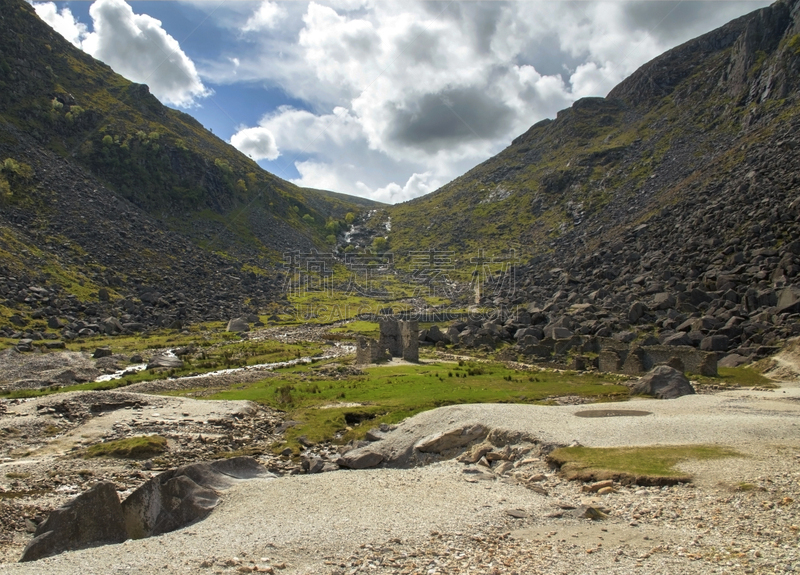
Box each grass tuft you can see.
[83,435,167,459]
[547,444,741,485]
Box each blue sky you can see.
[33,0,770,203]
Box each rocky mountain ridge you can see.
[388,0,800,362]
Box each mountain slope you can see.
[0,0,379,331]
[386,0,800,359]
[389,0,800,263]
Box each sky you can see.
[31,0,770,204]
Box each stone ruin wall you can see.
[355,318,419,365]
[599,344,717,376]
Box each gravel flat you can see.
[2,385,799,575]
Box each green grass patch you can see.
[694,366,776,388]
[547,444,741,485]
[186,362,628,452]
[325,320,381,339]
[83,435,167,459]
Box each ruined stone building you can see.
[355,318,419,365]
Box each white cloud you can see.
[230,126,279,161]
[33,0,209,108]
[36,0,770,202]
[32,2,88,48]
[242,1,285,32]
[320,0,375,11]
[82,0,209,107]
[364,172,440,204]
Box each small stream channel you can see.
[95,343,355,384]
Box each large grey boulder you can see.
[122,457,272,539]
[631,366,696,399]
[652,292,676,310]
[544,326,573,340]
[20,482,127,562]
[777,287,800,315]
[415,424,487,453]
[662,332,693,347]
[628,302,645,323]
[700,335,730,352]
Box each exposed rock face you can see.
[19,457,274,562]
[0,351,102,392]
[122,458,272,539]
[415,424,487,453]
[631,366,696,399]
[20,482,127,562]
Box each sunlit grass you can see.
[548,444,742,484]
[172,361,629,452]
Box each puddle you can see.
[574,409,653,418]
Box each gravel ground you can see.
[2,383,798,575]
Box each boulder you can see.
[515,327,543,341]
[544,326,573,340]
[425,325,447,344]
[652,292,676,310]
[226,317,250,333]
[777,287,800,315]
[719,354,749,368]
[662,332,693,347]
[700,335,730,352]
[100,317,124,335]
[415,424,487,453]
[628,302,645,322]
[631,365,695,399]
[20,482,127,562]
[613,331,637,344]
[93,347,113,359]
[338,449,384,470]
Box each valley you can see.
[0,0,799,572]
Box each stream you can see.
[95,343,356,383]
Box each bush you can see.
[302,213,315,225]
[214,158,232,174]
[372,237,388,252]
[1,158,33,180]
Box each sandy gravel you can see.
[357,386,800,458]
[2,382,799,575]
